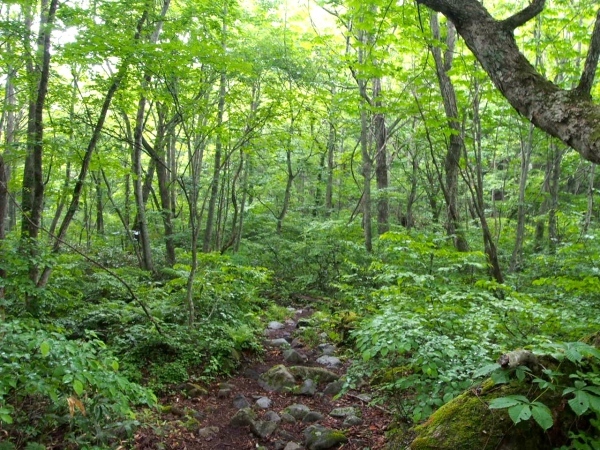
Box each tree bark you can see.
[416,0,600,164]
[430,13,469,252]
[373,77,389,235]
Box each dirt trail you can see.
[135,308,390,449]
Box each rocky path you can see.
[135,308,390,449]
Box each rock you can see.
[291,338,304,348]
[266,338,291,348]
[283,403,311,420]
[251,420,279,438]
[230,407,256,426]
[169,405,187,417]
[303,425,348,450]
[198,426,219,438]
[329,406,359,418]
[278,429,296,441]
[342,415,363,427]
[233,394,251,409]
[323,380,344,396]
[284,348,308,364]
[259,364,297,392]
[303,411,324,423]
[318,344,337,356]
[315,355,342,368]
[284,443,303,450]
[356,393,372,402]
[269,321,286,330]
[256,396,272,409]
[281,412,297,423]
[285,319,296,326]
[217,388,232,398]
[297,379,317,396]
[177,382,208,397]
[264,410,281,422]
[289,366,339,383]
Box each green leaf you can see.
[568,391,589,416]
[73,379,84,396]
[488,397,522,409]
[588,392,600,413]
[473,363,501,378]
[508,404,531,424]
[0,413,13,424]
[531,403,553,430]
[40,341,50,357]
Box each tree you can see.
[415,0,600,164]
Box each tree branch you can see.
[576,8,600,98]
[500,0,545,31]
[416,0,600,164]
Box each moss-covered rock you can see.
[407,363,586,449]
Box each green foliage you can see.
[479,340,600,446]
[0,320,155,447]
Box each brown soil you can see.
[134,308,390,449]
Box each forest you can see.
[0,0,600,448]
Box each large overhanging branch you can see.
[416,0,600,164]
[577,8,600,97]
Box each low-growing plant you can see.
[0,320,156,447]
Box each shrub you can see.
[0,320,156,448]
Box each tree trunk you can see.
[203,3,228,252]
[360,99,373,252]
[583,163,596,234]
[509,123,534,272]
[373,78,389,235]
[430,12,469,252]
[548,141,563,254]
[416,0,600,164]
[20,0,59,314]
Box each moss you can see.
[409,380,568,450]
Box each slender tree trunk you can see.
[373,78,389,235]
[325,115,335,215]
[360,98,373,252]
[583,164,596,234]
[430,13,469,252]
[203,3,228,252]
[509,123,534,272]
[469,78,504,283]
[276,144,295,234]
[548,141,562,254]
[19,0,59,314]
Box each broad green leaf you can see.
[40,341,50,357]
[531,403,553,430]
[568,391,589,416]
[508,404,531,424]
[0,413,13,424]
[473,363,501,378]
[488,397,522,409]
[73,379,84,396]
[588,392,600,413]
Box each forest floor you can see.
[133,307,391,449]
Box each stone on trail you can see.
[264,410,281,422]
[281,412,297,423]
[284,348,308,364]
[297,378,317,396]
[303,424,348,450]
[329,406,359,418]
[315,355,342,368]
[289,366,339,383]
[232,394,251,409]
[266,338,291,348]
[284,443,303,450]
[230,407,256,426]
[323,379,344,396]
[198,426,219,438]
[283,403,311,420]
[318,344,337,356]
[342,415,363,427]
[251,419,279,438]
[268,321,286,330]
[302,411,324,423]
[177,382,208,397]
[258,364,297,392]
[256,396,272,408]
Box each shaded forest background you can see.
[0,0,599,448]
